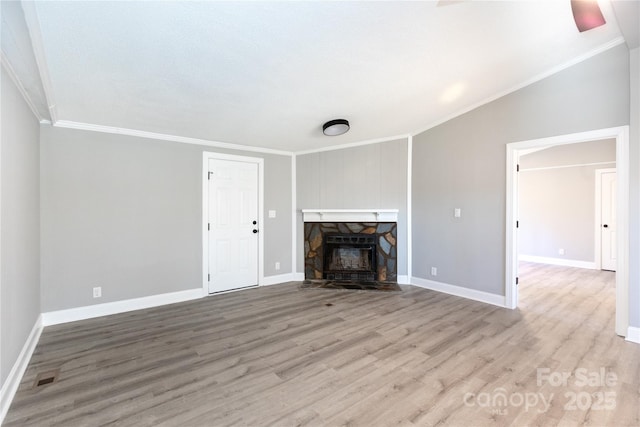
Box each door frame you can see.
[202,151,264,295]
[505,126,629,337]
[595,168,617,270]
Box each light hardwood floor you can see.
[5,263,639,426]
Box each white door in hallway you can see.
[208,158,259,293]
[600,170,616,271]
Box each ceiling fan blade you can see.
[571,0,606,32]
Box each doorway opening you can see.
[506,126,629,337]
[518,140,616,270]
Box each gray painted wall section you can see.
[296,139,408,276]
[518,140,616,262]
[40,126,291,312]
[412,44,630,296]
[1,67,41,384]
[263,154,293,276]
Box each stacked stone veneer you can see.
[304,222,397,282]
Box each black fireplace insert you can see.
[322,233,377,281]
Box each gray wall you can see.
[296,139,408,276]
[263,154,293,276]
[518,140,616,262]
[40,126,291,312]
[1,67,41,384]
[412,44,630,296]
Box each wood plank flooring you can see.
[5,262,639,426]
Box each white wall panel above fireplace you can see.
[296,139,408,276]
[301,209,399,223]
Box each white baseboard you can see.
[41,288,204,326]
[292,272,305,281]
[626,326,640,344]
[519,255,596,270]
[261,273,298,286]
[0,315,43,424]
[410,276,507,308]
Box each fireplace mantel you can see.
[302,209,398,223]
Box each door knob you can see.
[603,224,609,228]
[253,229,258,233]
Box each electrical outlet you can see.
[275,262,280,271]
[93,286,102,298]
[454,208,461,218]
[268,210,276,218]
[558,248,565,255]
[431,267,437,276]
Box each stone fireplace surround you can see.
[302,212,398,282]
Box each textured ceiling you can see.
[15,1,627,152]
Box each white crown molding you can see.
[0,315,43,425]
[1,52,47,122]
[294,134,410,155]
[51,120,410,158]
[411,37,626,137]
[41,288,204,326]
[410,276,507,308]
[54,120,294,156]
[20,1,58,123]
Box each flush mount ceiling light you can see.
[322,119,350,136]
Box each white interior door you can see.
[600,170,617,271]
[208,159,259,293]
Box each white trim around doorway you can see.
[505,126,629,337]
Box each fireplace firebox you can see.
[323,233,377,281]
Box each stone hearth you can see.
[304,222,397,282]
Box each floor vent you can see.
[33,370,59,388]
